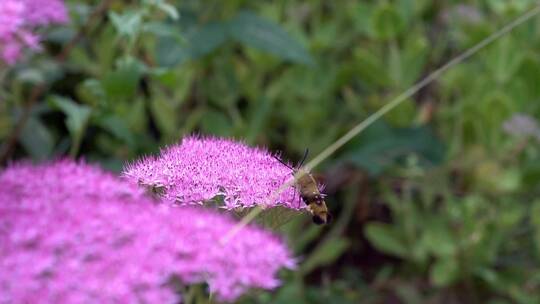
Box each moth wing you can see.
[259,206,305,230]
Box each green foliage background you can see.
[2,0,540,303]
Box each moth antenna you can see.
[273,152,295,171]
[297,148,309,169]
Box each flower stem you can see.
[227,4,540,239]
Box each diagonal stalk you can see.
[221,5,540,244]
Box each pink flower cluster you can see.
[0,160,295,302]
[123,136,304,210]
[0,0,68,64]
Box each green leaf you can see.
[149,0,179,20]
[344,121,445,175]
[300,237,350,274]
[126,99,148,133]
[531,200,540,257]
[143,22,181,38]
[270,281,307,304]
[421,219,456,257]
[430,257,458,287]
[199,110,232,137]
[15,61,62,85]
[15,68,45,84]
[156,11,314,66]
[156,22,228,66]
[187,22,229,58]
[19,117,54,160]
[46,26,76,43]
[203,57,239,108]
[93,26,117,72]
[400,35,429,86]
[109,11,143,39]
[353,48,391,88]
[149,98,179,139]
[155,37,191,67]
[292,224,323,253]
[102,57,146,101]
[151,67,193,103]
[49,96,92,157]
[365,222,407,257]
[77,79,106,106]
[246,97,273,144]
[229,11,314,65]
[496,168,522,193]
[96,115,135,147]
[371,4,404,40]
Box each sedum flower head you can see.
[123,135,304,210]
[0,160,295,303]
[0,0,68,64]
